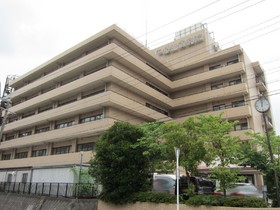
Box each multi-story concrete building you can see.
[0,24,272,187]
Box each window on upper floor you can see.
[209,64,221,70]
[22,111,35,119]
[146,82,168,96]
[146,103,169,116]
[80,114,103,124]
[81,88,105,99]
[38,105,53,113]
[35,126,50,134]
[15,152,28,159]
[2,154,11,160]
[211,82,224,90]
[32,149,47,157]
[5,134,15,141]
[234,122,248,131]
[58,96,77,107]
[77,142,95,152]
[19,131,32,138]
[229,77,242,86]
[53,146,71,155]
[227,59,239,66]
[55,121,75,129]
[213,104,226,111]
[232,100,245,108]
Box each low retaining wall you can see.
[98,201,276,210]
[0,193,276,210]
[0,192,98,210]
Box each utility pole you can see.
[175,147,180,210]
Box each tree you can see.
[160,118,207,176]
[89,122,151,204]
[194,114,244,196]
[240,131,280,205]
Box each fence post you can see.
[65,183,68,198]
[42,183,44,195]
[56,183,60,197]
[35,183,38,195]
[28,182,32,194]
[49,183,52,197]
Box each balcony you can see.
[173,62,245,90]
[1,118,115,150]
[231,129,254,141]
[172,83,248,108]
[0,150,93,169]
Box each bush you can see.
[131,191,177,204]
[223,197,268,208]
[186,195,268,208]
[186,195,225,206]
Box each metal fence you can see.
[0,182,97,198]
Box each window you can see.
[58,96,77,107]
[146,103,168,116]
[5,134,15,141]
[55,121,75,129]
[80,114,103,124]
[209,64,221,70]
[32,149,47,157]
[2,154,11,160]
[7,174,12,183]
[53,146,71,155]
[232,100,245,108]
[229,77,242,86]
[38,105,52,113]
[234,122,248,131]
[35,126,50,134]
[146,82,168,96]
[22,173,28,183]
[19,131,32,138]
[227,59,239,65]
[77,142,95,152]
[15,152,28,159]
[211,82,223,90]
[82,89,105,99]
[22,111,35,119]
[213,104,226,111]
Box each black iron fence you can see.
[0,182,97,198]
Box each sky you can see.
[1,0,280,133]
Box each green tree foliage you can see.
[160,118,207,176]
[240,131,280,205]
[192,114,244,196]
[89,122,152,204]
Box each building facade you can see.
[0,24,272,187]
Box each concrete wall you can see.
[0,192,98,210]
[0,193,274,210]
[98,201,274,210]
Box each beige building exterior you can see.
[0,24,272,186]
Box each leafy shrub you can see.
[223,197,268,208]
[186,195,225,206]
[186,195,268,208]
[131,191,177,204]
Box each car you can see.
[213,183,263,198]
[152,174,215,195]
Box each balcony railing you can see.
[0,182,97,198]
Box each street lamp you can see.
[175,147,180,210]
[255,96,280,206]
